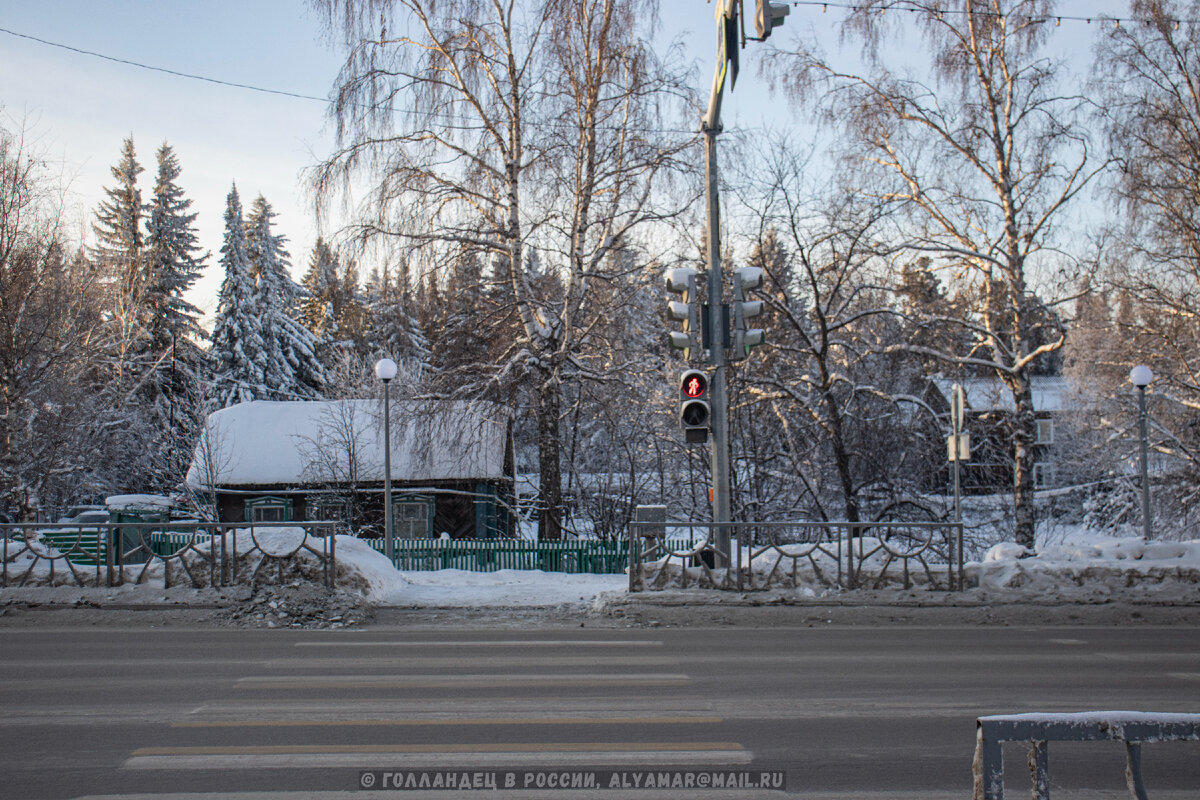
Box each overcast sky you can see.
[0,1,1125,322]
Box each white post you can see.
[375,358,399,563]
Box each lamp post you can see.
[1129,365,1153,540]
[375,358,398,563]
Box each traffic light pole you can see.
[703,38,732,563]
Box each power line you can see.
[0,23,701,137]
[0,24,330,103]
[788,1,1197,29]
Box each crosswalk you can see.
[120,636,754,774]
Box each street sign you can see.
[951,383,966,431]
[947,433,971,462]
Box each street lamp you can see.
[1129,365,1153,540]
[375,357,398,563]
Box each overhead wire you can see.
[0,23,701,137]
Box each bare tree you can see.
[183,410,235,523]
[728,139,934,524]
[297,400,377,529]
[767,0,1102,546]
[311,0,693,538]
[0,121,106,519]
[1096,0,1200,486]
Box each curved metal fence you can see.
[0,521,337,590]
[628,520,965,592]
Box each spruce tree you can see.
[245,195,326,399]
[92,137,150,375]
[144,143,205,358]
[141,143,208,485]
[210,185,268,406]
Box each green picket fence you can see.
[363,538,698,574]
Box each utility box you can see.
[107,495,174,564]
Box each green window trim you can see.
[244,496,293,523]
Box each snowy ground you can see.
[3,529,1200,615]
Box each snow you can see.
[105,494,173,510]
[930,376,1078,412]
[185,399,509,487]
[5,525,1200,608]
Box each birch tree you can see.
[768,0,1101,547]
[1096,0,1200,488]
[312,0,692,538]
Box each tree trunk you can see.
[1011,377,1037,549]
[536,373,563,540]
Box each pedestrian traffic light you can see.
[753,0,789,39]
[732,265,765,359]
[679,369,711,443]
[665,266,701,360]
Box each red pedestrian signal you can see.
[678,370,711,443]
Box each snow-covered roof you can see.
[106,494,174,510]
[185,400,511,489]
[929,376,1079,413]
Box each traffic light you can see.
[753,0,789,40]
[679,369,711,444]
[732,265,765,359]
[665,266,701,359]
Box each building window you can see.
[309,499,347,523]
[1033,463,1055,489]
[391,498,432,539]
[244,496,292,523]
[1036,418,1054,445]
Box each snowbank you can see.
[972,537,1200,598]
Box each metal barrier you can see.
[628,520,965,592]
[973,712,1200,800]
[1,521,337,590]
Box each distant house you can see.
[185,400,515,539]
[927,376,1078,492]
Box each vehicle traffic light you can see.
[678,369,711,444]
[665,266,701,360]
[732,265,765,359]
[753,0,789,40]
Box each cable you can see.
[0,23,701,137]
[788,1,1198,28]
[0,24,330,103]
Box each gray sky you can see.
[0,0,1126,321]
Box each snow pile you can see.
[378,568,626,607]
[972,537,1200,598]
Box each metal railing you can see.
[973,712,1200,800]
[628,520,965,592]
[1,521,337,590]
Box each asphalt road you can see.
[1,620,1198,799]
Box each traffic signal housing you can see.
[679,369,711,444]
[753,0,790,39]
[665,266,701,360]
[732,266,765,359]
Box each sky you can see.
[0,0,1129,324]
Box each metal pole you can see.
[1138,384,1151,540]
[952,418,962,591]
[383,379,394,563]
[703,123,732,563]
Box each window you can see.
[391,498,432,539]
[1036,418,1054,445]
[1033,463,1055,489]
[309,499,347,522]
[244,496,292,523]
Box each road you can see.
[0,618,1198,799]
